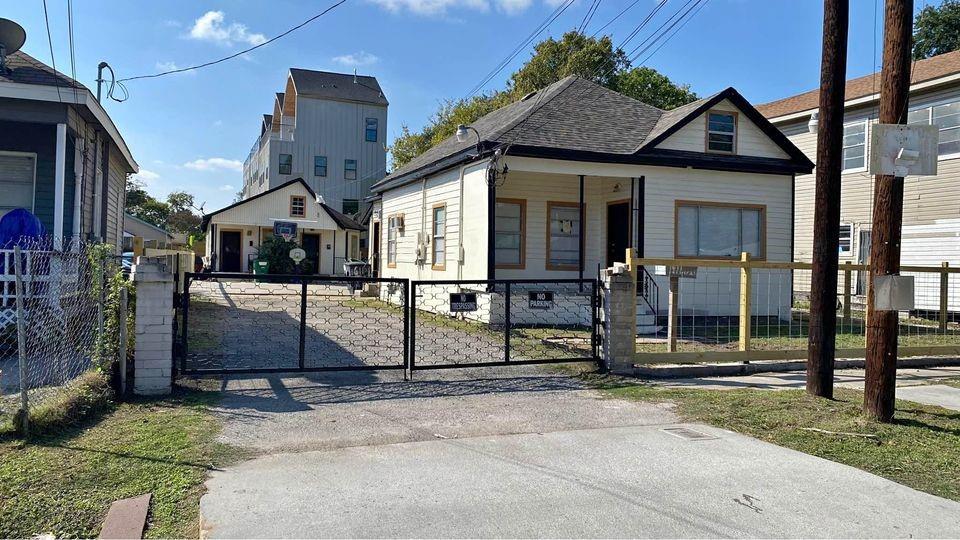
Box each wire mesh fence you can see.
[0,238,128,430]
[634,257,960,363]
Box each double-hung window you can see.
[387,215,399,267]
[909,100,960,158]
[345,159,357,180]
[342,199,359,215]
[290,195,305,218]
[279,153,293,175]
[547,202,581,270]
[314,156,327,177]
[838,224,852,255]
[365,118,378,142]
[495,199,525,268]
[432,204,446,270]
[706,111,736,153]
[676,201,764,259]
[841,121,867,171]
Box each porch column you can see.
[54,123,67,249]
[578,174,585,283]
[487,166,496,281]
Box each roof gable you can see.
[288,68,388,106]
[651,99,789,159]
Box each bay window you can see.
[676,201,765,259]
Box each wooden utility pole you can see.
[807,0,849,399]
[864,0,913,422]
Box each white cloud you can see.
[188,11,266,47]
[213,120,223,127]
[332,51,380,67]
[219,184,235,191]
[154,61,194,75]
[132,169,160,186]
[368,0,489,16]
[183,158,243,172]
[497,0,533,13]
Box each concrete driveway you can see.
[198,368,960,538]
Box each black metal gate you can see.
[177,273,408,375]
[409,279,601,371]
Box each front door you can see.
[220,231,242,272]
[607,201,630,267]
[372,222,381,277]
[302,233,321,274]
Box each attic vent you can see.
[661,426,716,441]
[520,90,538,101]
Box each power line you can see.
[118,0,348,82]
[635,0,709,65]
[41,0,63,103]
[577,0,603,34]
[591,0,644,37]
[67,0,79,102]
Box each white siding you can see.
[657,99,789,159]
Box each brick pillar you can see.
[602,264,637,374]
[131,259,174,395]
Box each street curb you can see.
[630,356,960,379]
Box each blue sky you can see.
[7,0,906,210]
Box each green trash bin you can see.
[253,260,269,282]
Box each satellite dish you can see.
[0,19,26,54]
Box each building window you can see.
[387,214,399,267]
[0,152,36,218]
[290,195,306,218]
[842,121,867,171]
[345,159,357,180]
[838,223,852,255]
[365,118,378,142]
[342,199,359,215]
[495,199,525,268]
[910,101,960,158]
[676,201,765,259]
[431,204,446,270]
[279,153,293,175]
[547,202,581,270]
[706,111,736,153]
[314,156,327,177]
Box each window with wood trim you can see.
[547,201,581,270]
[431,204,446,270]
[495,199,525,268]
[387,214,399,267]
[289,195,306,218]
[676,201,765,259]
[706,111,737,153]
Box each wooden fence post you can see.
[739,252,752,352]
[668,276,679,353]
[940,261,949,332]
[843,261,852,323]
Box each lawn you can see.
[589,376,960,502]
[0,378,237,538]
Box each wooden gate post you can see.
[739,252,752,352]
[667,276,679,353]
[940,261,949,332]
[843,261,853,323]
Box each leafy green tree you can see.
[914,0,960,59]
[125,178,169,227]
[165,191,202,235]
[388,31,697,171]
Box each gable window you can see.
[495,199,525,268]
[706,111,737,153]
[290,195,306,218]
[910,100,960,158]
[365,118,378,142]
[842,121,867,171]
[342,199,359,215]
[345,159,357,180]
[314,156,327,177]
[547,201,581,270]
[676,201,765,259]
[838,223,852,255]
[432,204,446,271]
[279,153,293,175]
[387,214,399,267]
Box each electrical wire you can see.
[591,0,644,37]
[67,0,79,102]
[117,0,348,82]
[41,0,63,103]
[577,0,603,34]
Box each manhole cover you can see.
[661,426,717,441]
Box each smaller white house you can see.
[201,178,364,274]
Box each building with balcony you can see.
[241,69,388,219]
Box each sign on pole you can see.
[869,124,939,176]
[528,291,554,310]
[654,265,698,279]
[450,292,478,312]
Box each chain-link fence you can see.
[0,238,129,432]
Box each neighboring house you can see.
[0,47,138,251]
[202,178,364,274]
[758,49,960,306]
[368,76,813,323]
[123,212,174,249]
[241,69,388,218]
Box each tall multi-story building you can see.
[242,68,388,216]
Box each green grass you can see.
[0,380,238,538]
[588,376,960,501]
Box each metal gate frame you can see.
[177,272,409,375]
[408,279,602,371]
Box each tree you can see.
[388,31,698,171]
[125,178,169,228]
[165,191,202,235]
[913,0,960,59]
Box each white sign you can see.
[653,265,698,279]
[289,248,306,264]
[869,124,938,177]
[873,275,915,311]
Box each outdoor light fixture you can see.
[807,111,819,134]
[456,124,482,153]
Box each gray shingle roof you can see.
[0,51,85,89]
[289,69,387,106]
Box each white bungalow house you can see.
[201,178,364,274]
[368,76,814,324]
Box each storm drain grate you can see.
[661,426,717,441]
